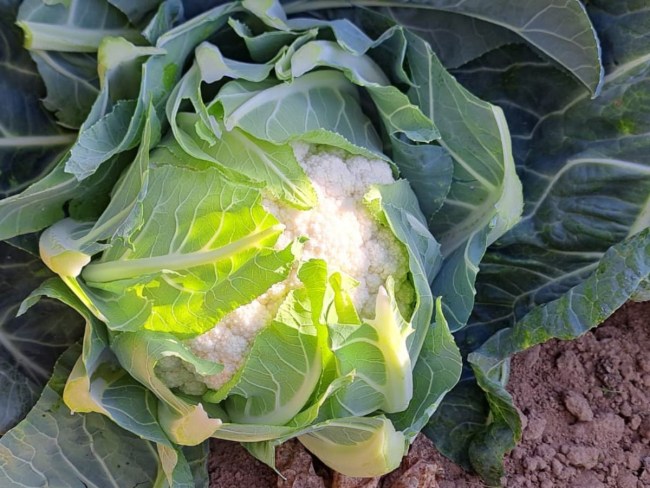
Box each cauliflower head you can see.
[157,142,414,394]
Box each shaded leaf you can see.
[0,243,83,434]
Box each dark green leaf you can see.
[0,243,83,434]
[428,2,650,481]
[283,0,604,94]
[0,9,75,199]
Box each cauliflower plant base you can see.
[156,143,413,394]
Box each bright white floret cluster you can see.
[157,143,412,394]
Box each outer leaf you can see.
[17,0,141,52]
[185,443,210,488]
[379,10,518,69]
[423,378,489,469]
[429,2,650,480]
[588,0,650,74]
[28,50,99,128]
[0,153,127,241]
[0,9,75,200]
[456,19,650,345]
[0,244,83,434]
[284,0,604,95]
[0,346,160,487]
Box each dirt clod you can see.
[563,392,594,421]
[276,440,327,488]
[565,446,599,469]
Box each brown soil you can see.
[209,301,650,488]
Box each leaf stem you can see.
[82,224,285,282]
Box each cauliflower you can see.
[156,143,413,394]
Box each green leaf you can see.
[288,40,439,143]
[298,416,407,478]
[389,299,461,441]
[429,3,650,480]
[0,244,83,434]
[390,136,453,220]
[286,16,375,54]
[37,104,160,277]
[26,279,207,487]
[19,278,178,450]
[242,0,288,30]
[17,0,142,52]
[365,180,439,358]
[28,51,99,128]
[224,291,323,425]
[76,162,295,336]
[456,18,650,342]
[322,282,413,417]
[107,0,163,25]
[423,378,490,469]
[0,346,161,487]
[177,114,317,209]
[402,32,523,331]
[585,0,650,74]
[64,2,239,180]
[111,330,223,446]
[216,70,385,159]
[89,105,159,245]
[163,44,319,209]
[228,17,299,62]
[379,10,518,69]
[142,0,184,45]
[166,42,273,154]
[0,153,126,241]
[66,99,138,178]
